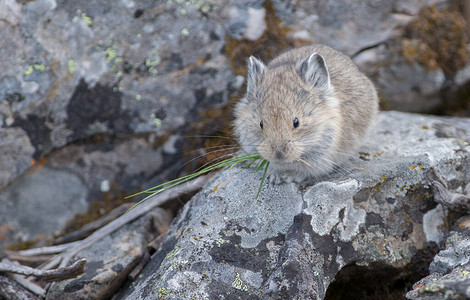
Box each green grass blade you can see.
[126,153,263,199]
[124,152,269,213]
[254,159,268,173]
[256,161,269,199]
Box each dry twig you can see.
[53,203,133,244]
[0,258,86,282]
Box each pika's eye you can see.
[293,117,299,128]
[260,120,263,129]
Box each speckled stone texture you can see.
[406,216,470,300]
[120,111,470,299]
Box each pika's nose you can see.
[275,150,285,160]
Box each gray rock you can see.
[47,208,173,300]
[355,43,446,113]
[406,216,470,300]
[8,0,233,149]
[0,127,34,189]
[0,274,40,300]
[0,167,88,249]
[272,0,441,56]
[120,111,470,299]
[46,137,165,195]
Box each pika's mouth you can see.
[266,158,302,167]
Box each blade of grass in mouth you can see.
[125,153,268,212]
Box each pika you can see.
[233,44,378,184]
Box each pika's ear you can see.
[247,56,266,94]
[299,53,331,89]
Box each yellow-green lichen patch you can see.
[171,262,182,271]
[152,117,162,129]
[145,57,161,76]
[403,3,467,76]
[24,63,47,76]
[81,12,93,27]
[24,65,34,76]
[33,64,46,72]
[180,27,190,37]
[67,59,76,74]
[158,287,172,298]
[215,237,228,247]
[166,246,180,259]
[103,46,118,64]
[231,273,248,291]
[145,58,160,68]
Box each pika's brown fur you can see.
[233,44,378,183]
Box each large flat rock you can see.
[120,111,470,299]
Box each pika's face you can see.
[234,53,341,173]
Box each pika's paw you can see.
[268,170,307,184]
[268,171,285,184]
[268,171,294,184]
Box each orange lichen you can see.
[410,165,423,171]
[28,157,47,174]
[373,150,384,158]
[458,218,470,229]
[212,183,221,193]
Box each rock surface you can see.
[0,167,89,243]
[120,111,470,299]
[406,215,470,299]
[0,274,40,300]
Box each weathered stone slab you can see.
[121,112,470,299]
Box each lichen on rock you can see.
[121,111,470,299]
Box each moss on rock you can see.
[403,3,467,77]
